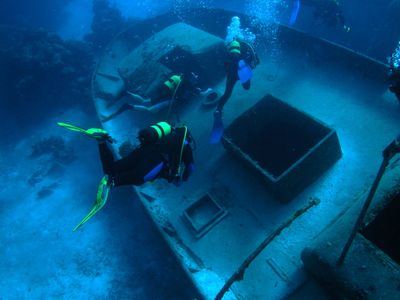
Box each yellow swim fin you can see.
[57,122,114,142]
[73,175,113,232]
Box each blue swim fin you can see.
[238,59,253,84]
[209,111,224,144]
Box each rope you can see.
[215,198,320,300]
[176,125,188,178]
[166,76,183,123]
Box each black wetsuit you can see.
[217,41,259,112]
[98,127,194,186]
[389,67,400,102]
[150,83,173,105]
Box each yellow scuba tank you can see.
[164,75,182,91]
[228,40,241,55]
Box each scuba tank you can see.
[137,121,172,145]
[138,121,193,184]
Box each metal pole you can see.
[337,136,400,265]
[337,157,389,265]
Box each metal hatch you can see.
[222,94,342,202]
[183,193,228,239]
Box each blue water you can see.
[289,0,300,26]
[1,0,399,299]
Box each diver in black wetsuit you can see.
[99,121,195,186]
[388,65,400,103]
[215,40,259,114]
[57,121,195,231]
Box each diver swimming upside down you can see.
[57,121,195,231]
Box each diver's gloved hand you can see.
[101,133,116,144]
[86,128,115,143]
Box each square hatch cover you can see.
[222,94,342,202]
[183,194,227,239]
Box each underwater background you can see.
[1,0,399,299]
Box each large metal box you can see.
[222,94,342,202]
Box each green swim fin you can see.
[57,122,114,143]
[73,175,113,232]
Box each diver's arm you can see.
[101,103,135,122]
[133,100,171,113]
[126,91,151,104]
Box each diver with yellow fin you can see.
[57,121,195,231]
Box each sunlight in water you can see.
[225,16,256,44]
[245,0,284,58]
[172,0,212,19]
[389,41,400,68]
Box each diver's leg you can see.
[112,152,164,186]
[101,103,135,122]
[242,80,251,90]
[112,170,144,186]
[113,162,164,186]
[96,147,142,186]
[98,141,144,177]
[217,73,238,112]
[147,100,171,112]
[131,105,151,112]
[132,100,170,113]
[126,91,151,105]
[98,142,116,175]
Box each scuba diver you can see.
[57,121,195,231]
[210,39,259,143]
[388,65,400,102]
[101,73,212,122]
[215,40,259,114]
